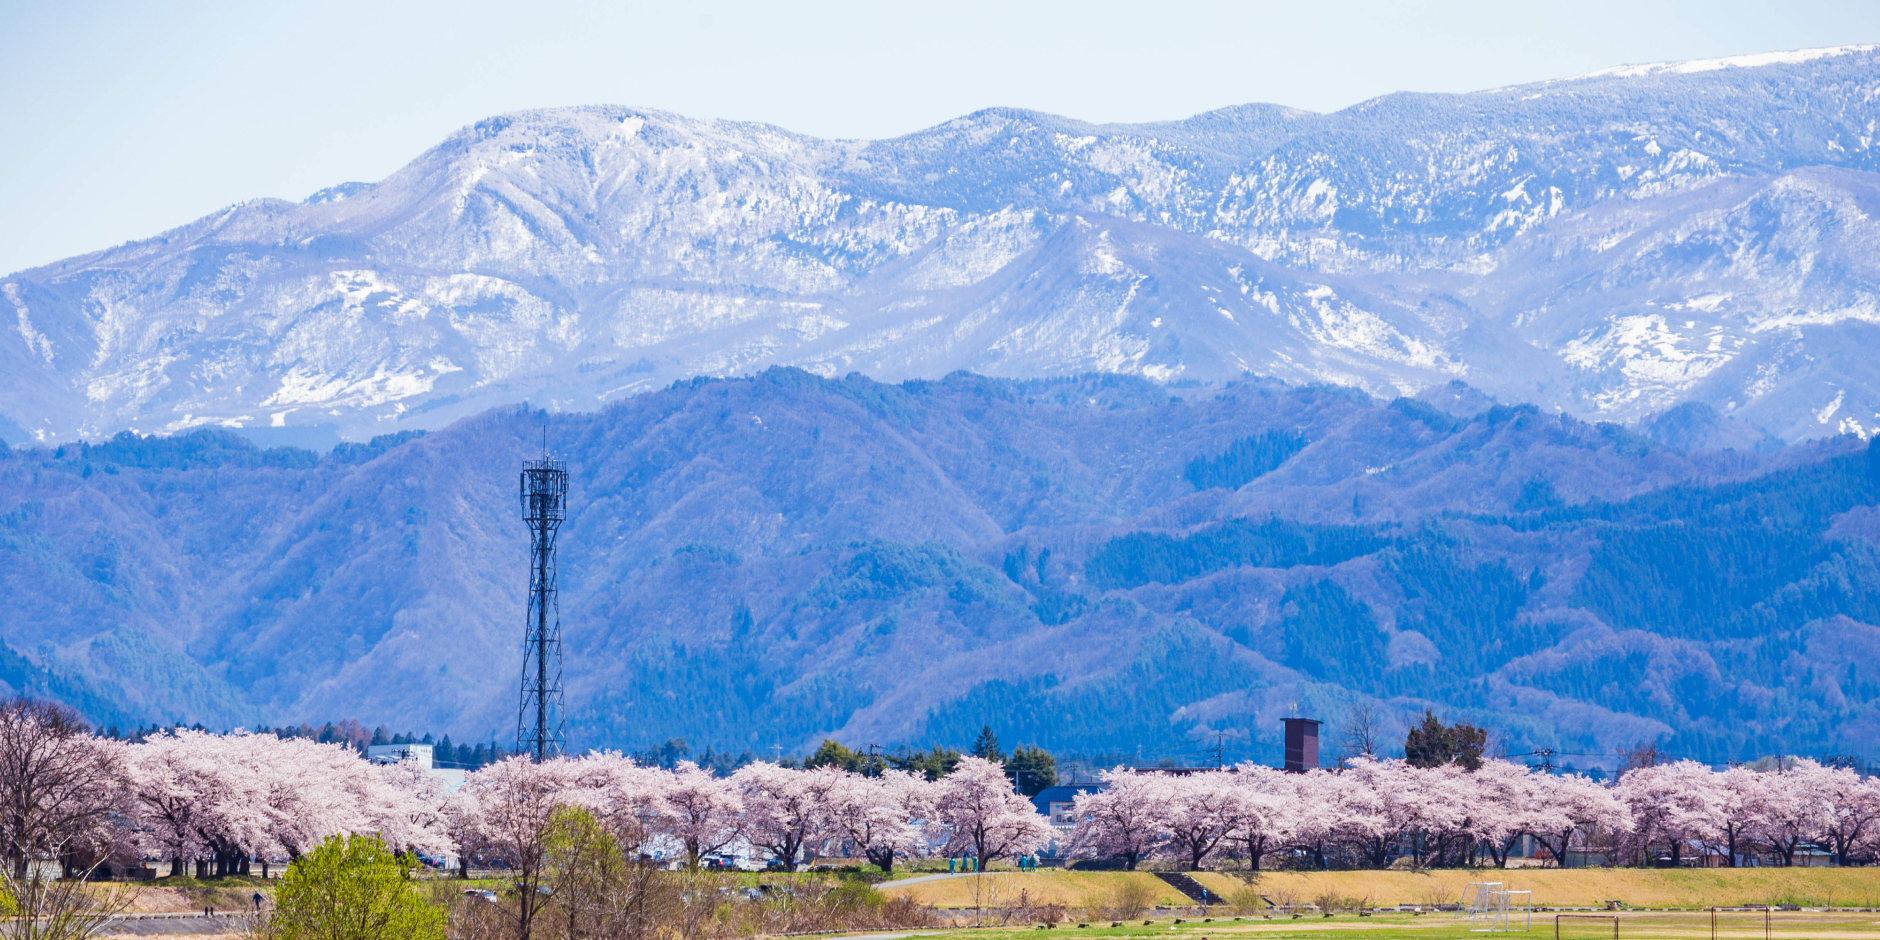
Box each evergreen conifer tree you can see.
[1005,745,1057,795]
[970,725,1004,762]
[1403,710,1485,770]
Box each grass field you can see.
[880,867,1880,911]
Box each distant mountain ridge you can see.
[7,46,1880,445]
[1,372,1875,765]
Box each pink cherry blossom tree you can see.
[0,700,126,880]
[1225,764,1303,871]
[112,719,1880,881]
[826,769,932,873]
[1809,762,1880,866]
[122,731,214,875]
[1068,770,1168,870]
[1746,760,1825,867]
[565,751,665,857]
[124,730,284,876]
[1464,759,1535,868]
[449,755,586,940]
[935,755,1050,870]
[1619,760,1724,866]
[1159,771,1246,871]
[1406,762,1474,867]
[1526,771,1630,868]
[658,760,743,870]
[358,757,455,858]
[734,763,843,870]
[1703,766,1766,867]
[259,734,382,860]
[1335,758,1453,868]
[1291,769,1349,870]
[1744,763,1804,864]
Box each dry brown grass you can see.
[95,886,249,914]
[884,868,1880,911]
[881,872,1189,910]
[1186,868,1880,909]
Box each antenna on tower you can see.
[517,434,568,762]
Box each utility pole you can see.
[517,448,568,762]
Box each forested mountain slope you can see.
[0,371,1873,765]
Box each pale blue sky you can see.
[3,0,1879,277]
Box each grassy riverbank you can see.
[881,867,1880,911]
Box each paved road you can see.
[100,913,248,936]
[879,872,986,889]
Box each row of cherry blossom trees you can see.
[1070,757,1880,870]
[441,755,1050,940]
[124,729,452,876]
[0,706,457,881]
[0,703,1051,883]
[98,742,1880,877]
[1615,758,1880,867]
[448,754,1049,876]
[0,699,1873,880]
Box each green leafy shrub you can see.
[271,834,443,940]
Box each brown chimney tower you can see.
[1282,718,1321,772]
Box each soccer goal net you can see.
[1459,882,1533,932]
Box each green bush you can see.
[271,834,443,940]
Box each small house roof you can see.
[1030,783,1105,815]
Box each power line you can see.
[1206,732,1230,768]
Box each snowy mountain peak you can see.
[1578,43,1880,80]
[6,51,1880,446]
[304,181,372,205]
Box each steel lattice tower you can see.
[517,456,568,762]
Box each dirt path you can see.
[886,873,985,889]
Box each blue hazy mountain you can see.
[2,372,1875,764]
[7,48,1880,448]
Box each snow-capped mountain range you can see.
[8,45,1880,445]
